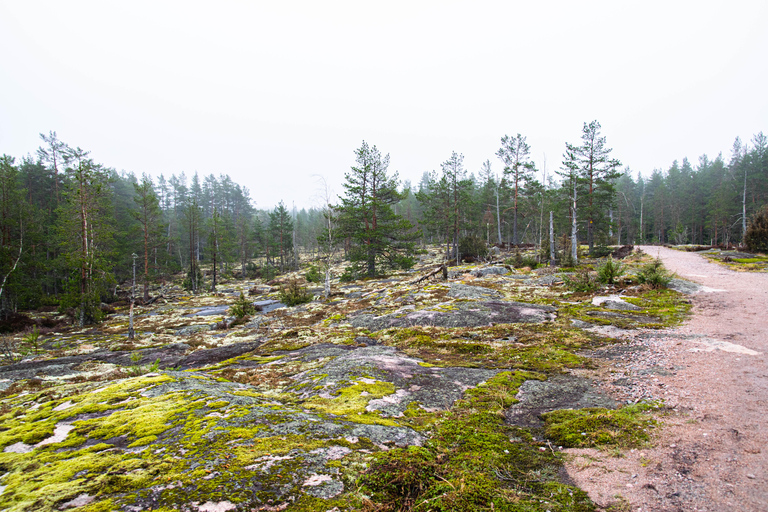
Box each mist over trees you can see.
[0,126,766,324]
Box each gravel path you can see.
[563,246,768,512]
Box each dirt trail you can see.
[564,246,768,511]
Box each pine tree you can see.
[497,134,536,246]
[565,121,621,255]
[58,156,115,326]
[336,141,417,278]
[269,201,293,273]
[440,152,473,264]
[132,174,163,301]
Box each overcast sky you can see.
[1,1,766,209]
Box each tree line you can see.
[1,125,766,325]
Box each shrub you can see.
[458,235,488,261]
[560,250,576,268]
[260,265,278,281]
[636,258,673,289]
[597,256,624,284]
[590,245,613,258]
[243,262,259,278]
[744,205,768,253]
[304,265,322,283]
[0,335,26,364]
[229,292,256,319]
[563,268,600,293]
[182,267,204,291]
[278,279,313,307]
[506,252,539,269]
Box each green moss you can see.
[732,257,768,264]
[304,380,398,423]
[542,401,660,448]
[358,371,594,511]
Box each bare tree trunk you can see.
[549,211,555,267]
[571,181,578,263]
[742,166,747,244]
[495,185,502,245]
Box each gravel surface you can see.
[563,246,768,512]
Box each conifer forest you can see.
[1,125,766,322]
[1,124,767,512]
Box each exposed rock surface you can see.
[350,300,556,331]
[506,374,618,429]
[0,247,697,511]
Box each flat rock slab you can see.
[470,266,510,277]
[506,374,617,429]
[668,278,724,294]
[447,283,503,299]
[350,300,555,331]
[185,305,231,317]
[277,344,501,416]
[252,300,285,313]
[0,341,261,382]
[585,310,661,324]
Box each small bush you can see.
[560,250,576,268]
[636,258,673,289]
[243,262,259,278]
[229,292,256,319]
[458,235,488,261]
[260,265,278,281]
[563,268,600,293]
[597,256,624,285]
[304,265,322,283]
[0,335,26,364]
[744,205,768,253]
[590,245,613,258]
[278,279,313,307]
[182,267,204,291]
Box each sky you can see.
[1,1,767,210]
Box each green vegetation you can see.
[542,401,660,448]
[358,371,594,511]
[597,256,624,284]
[304,265,322,283]
[229,291,256,318]
[278,279,313,306]
[636,258,673,289]
[744,204,768,253]
[563,268,600,293]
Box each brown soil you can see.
[564,245,768,512]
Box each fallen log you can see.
[409,264,448,285]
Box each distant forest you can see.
[0,126,766,322]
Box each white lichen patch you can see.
[244,455,293,472]
[302,474,332,487]
[311,445,352,460]
[196,501,236,512]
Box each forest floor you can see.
[565,245,768,511]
